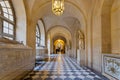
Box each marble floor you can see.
[23,54,108,80]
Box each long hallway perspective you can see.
[23,54,108,80]
[0,0,120,80]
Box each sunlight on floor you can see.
[23,54,108,80]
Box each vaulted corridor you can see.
[0,0,120,80]
[23,54,107,80]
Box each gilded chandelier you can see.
[52,0,64,16]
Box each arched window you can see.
[38,19,45,47]
[36,24,41,47]
[36,19,45,48]
[0,0,15,40]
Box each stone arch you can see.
[11,0,27,45]
[89,0,115,72]
[23,0,87,51]
[47,25,72,55]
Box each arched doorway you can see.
[54,39,65,54]
[47,26,72,55]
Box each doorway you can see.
[54,39,65,54]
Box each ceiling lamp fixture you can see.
[52,0,64,16]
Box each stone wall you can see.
[0,44,35,80]
[101,0,113,53]
[36,48,48,57]
[111,0,120,54]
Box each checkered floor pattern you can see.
[23,54,108,80]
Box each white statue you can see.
[78,30,84,49]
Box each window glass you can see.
[9,15,13,21]
[8,9,12,15]
[36,25,40,47]
[4,13,8,18]
[3,27,8,33]
[0,2,5,7]
[5,1,10,8]
[9,30,13,35]
[3,21,8,27]
[0,0,15,40]
[0,0,14,21]
[38,20,45,46]
[9,24,13,30]
[3,8,7,13]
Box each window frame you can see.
[0,0,16,40]
[38,19,46,47]
[36,24,41,47]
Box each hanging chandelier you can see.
[52,0,64,16]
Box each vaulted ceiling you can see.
[23,0,101,33]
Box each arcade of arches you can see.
[0,0,120,80]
